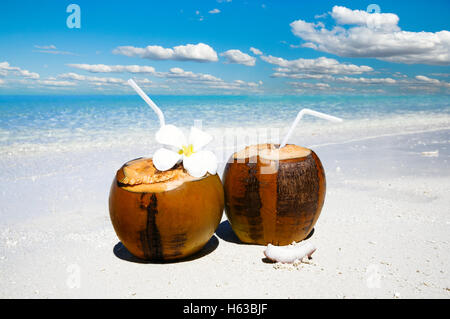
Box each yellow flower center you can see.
[179,144,194,157]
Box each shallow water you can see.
[1,94,449,157]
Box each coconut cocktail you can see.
[109,80,223,261]
[223,109,342,246]
[224,143,325,246]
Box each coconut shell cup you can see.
[109,157,224,261]
[223,144,326,246]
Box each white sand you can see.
[0,128,449,298]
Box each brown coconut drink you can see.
[224,143,325,245]
[223,109,342,246]
[109,79,223,261]
[109,158,224,260]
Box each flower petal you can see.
[188,126,213,152]
[198,150,218,175]
[152,148,181,171]
[182,150,218,177]
[182,152,208,178]
[155,125,186,149]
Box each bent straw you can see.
[279,108,343,148]
[127,79,165,127]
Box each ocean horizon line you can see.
[1,93,449,102]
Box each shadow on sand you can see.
[114,221,316,264]
[215,220,315,244]
[113,235,219,264]
[214,220,243,244]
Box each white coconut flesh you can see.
[117,158,206,193]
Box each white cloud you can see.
[400,86,441,93]
[67,63,221,82]
[430,73,450,78]
[314,13,328,19]
[57,67,262,93]
[0,79,4,85]
[17,69,40,79]
[331,6,399,31]
[204,79,262,91]
[288,81,391,94]
[37,80,76,87]
[249,47,263,55]
[63,62,261,91]
[33,45,76,56]
[0,61,18,71]
[34,45,57,50]
[113,43,218,62]
[67,64,156,74]
[289,82,330,89]
[209,9,220,14]
[131,78,169,89]
[272,73,334,80]
[0,76,77,89]
[163,67,223,83]
[59,72,126,85]
[415,75,450,88]
[274,73,397,86]
[34,50,76,55]
[260,55,373,75]
[133,78,152,85]
[335,76,397,84]
[392,72,408,78]
[160,67,262,91]
[221,49,256,66]
[415,75,441,84]
[134,78,152,84]
[290,5,450,65]
[0,61,40,79]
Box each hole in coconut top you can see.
[233,144,311,161]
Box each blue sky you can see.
[0,0,449,95]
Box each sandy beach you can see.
[1,126,448,299]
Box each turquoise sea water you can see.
[1,94,449,154]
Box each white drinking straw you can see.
[127,79,165,127]
[279,108,343,148]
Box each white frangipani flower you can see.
[152,125,218,178]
